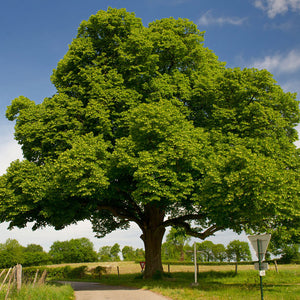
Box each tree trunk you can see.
[140,204,165,279]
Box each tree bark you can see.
[140,204,165,279]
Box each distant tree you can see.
[49,238,98,263]
[122,246,136,261]
[110,243,121,261]
[23,252,51,267]
[135,248,145,261]
[268,225,300,263]
[212,243,227,262]
[197,241,215,262]
[0,239,24,267]
[278,244,299,263]
[24,244,44,252]
[98,246,112,261]
[183,243,193,262]
[226,240,251,262]
[22,243,50,266]
[163,227,191,261]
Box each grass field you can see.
[0,283,74,300]
[47,262,300,300]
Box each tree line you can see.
[162,228,299,264]
[0,232,298,269]
[162,228,251,263]
[0,237,145,268]
[0,236,250,269]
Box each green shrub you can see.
[68,266,87,279]
[90,265,108,279]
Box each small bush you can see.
[90,266,107,279]
[68,266,87,279]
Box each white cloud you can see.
[254,0,300,18]
[0,123,23,175]
[251,49,300,74]
[198,11,247,26]
[0,141,23,175]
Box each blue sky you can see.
[0,0,299,253]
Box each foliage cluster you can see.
[98,243,145,261]
[0,237,145,268]
[0,239,50,268]
[49,238,98,264]
[162,238,251,262]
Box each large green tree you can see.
[0,8,299,278]
[0,239,24,268]
[49,238,98,263]
[162,227,191,261]
[226,240,252,262]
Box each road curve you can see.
[60,281,170,300]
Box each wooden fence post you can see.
[37,270,47,285]
[33,269,39,286]
[5,267,15,300]
[0,268,12,291]
[16,264,22,291]
[274,260,278,273]
[0,270,5,279]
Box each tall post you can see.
[194,242,198,285]
[257,239,264,300]
[16,264,22,291]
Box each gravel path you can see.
[60,281,169,300]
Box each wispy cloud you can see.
[251,50,300,74]
[254,0,300,18]
[0,139,23,175]
[198,11,247,26]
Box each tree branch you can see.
[162,213,206,227]
[175,222,224,240]
[97,205,143,228]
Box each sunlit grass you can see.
[98,266,300,300]
[0,283,74,300]
[41,262,299,300]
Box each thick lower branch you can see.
[97,205,143,227]
[172,221,224,240]
[162,213,206,227]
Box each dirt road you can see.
[61,281,169,300]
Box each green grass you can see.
[98,268,300,300]
[0,283,74,300]
[7,262,297,300]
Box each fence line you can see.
[0,264,47,298]
[0,267,12,291]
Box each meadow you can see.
[1,262,298,299]
[0,283,74,300]
[50,262,300,300]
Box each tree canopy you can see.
[0,7,299,277]
[226,240,251,262]
[49,238,98,263]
